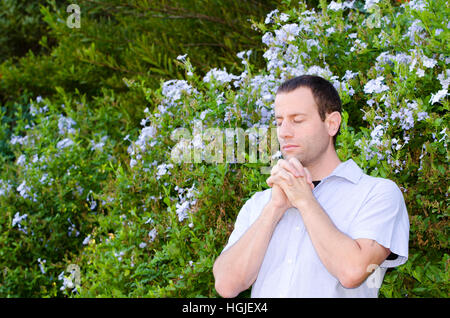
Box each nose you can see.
[278,120,294,139]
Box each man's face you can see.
[274,87,334,167]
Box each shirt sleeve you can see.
[347,179,410,268]
[220,193,257,254]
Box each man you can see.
[213,75,409,298]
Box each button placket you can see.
[276,218,302,297]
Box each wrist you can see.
[294,196,316,213]
[268,199,287,210]
[263,201,287,224]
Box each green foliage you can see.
[0,0,279,177]
[0,0,448,298]
[0,0,278,144]
[0,90,125,296]
[0,0,54,62]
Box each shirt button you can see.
[287,258,293,264]
[295,226,300,231]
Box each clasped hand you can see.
[266,157,315,211]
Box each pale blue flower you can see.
[328,1,343,11]
[114,251,125,261]
[16,154,26,166]
[148,228,157,242]
[416,69,425,77]
[12,212,27,227]
[176,54,187,61]
[364,76,389,94]
[0,179,12,197]
[203,68,239,85]
[37,258,46,274]
[82,235,91,245]
[155,163,173,180]
[17,180,32,200]
[279,13,289,22]
[56,138,74,149]
[364,0,380,11]
[430,89,448,104]
[422,56,437,69]
[409,0,427,11]
[58,115,77,135]
[265,9,279,24]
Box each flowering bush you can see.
[0,91,122,296]
[0,0,448,297]
[74,0,448,298]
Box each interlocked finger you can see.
[288,157,314,187]
[272,159,301,178]
[271,168,296,186]
[287,157,306,178]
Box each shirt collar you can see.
[323,158,363,184]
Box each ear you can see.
[325,111,341,138]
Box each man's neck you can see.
[306,151,342,181]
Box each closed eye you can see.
[276,120,303,126]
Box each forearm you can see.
[213,202,283,298]
[296,198,363,284]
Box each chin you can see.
[281,152,302,162]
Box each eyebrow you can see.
[275,112,307,119]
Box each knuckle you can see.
[281,161,294,172]
[289,158,299,168]
[271,166,278,175]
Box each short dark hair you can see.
[276,75,342,148]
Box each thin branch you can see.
[183,42,227,48]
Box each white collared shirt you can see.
[221,159,410,298]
